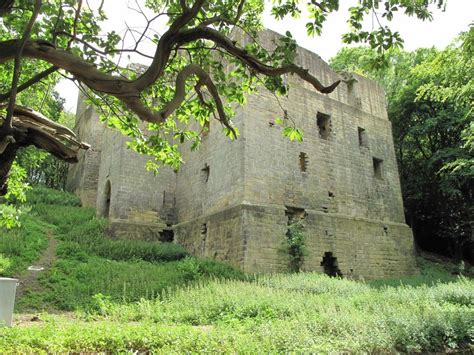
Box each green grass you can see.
[369,255,466,288]
[10,187,245,311]
[1,187,473,353]
[2,274,473,353]
[0,214,49,277]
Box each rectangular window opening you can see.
[317,112,331,140]
[201,163,210,183]
[373,158,384,180]
[299,152,308,172]
[358,127,368,148]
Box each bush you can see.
[0,253,11,274]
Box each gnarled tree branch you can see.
[157,64,236,136]
[0,0,341,196]
[0,105,90,195]
[176,27,341,93]
[3,0,42,134]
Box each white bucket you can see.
[0,277,18,327]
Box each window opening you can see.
[285,206,307,272]
[299,152,308,172]
[201,223,208,255]
[201,163,210,183]
[317,112,331,139]
[358,127,368,148]
[100,180,111,218]
[373,158,384,180]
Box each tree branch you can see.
[0,104,90,195]
[67,0,83,50]
[0,65,58,103]
[157,64,235,136]
[3,0,42,133]
[133,0,206,90]
[176,27,341,93]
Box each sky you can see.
[56,0,474,113]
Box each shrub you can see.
[0,253,11,274]
[285,220,306,272]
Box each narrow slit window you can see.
[201,163,210,183]
[317,112,331,139]
[358,127,368,148]
[299,152,308,172]
[201,223,208,255]
[373,158,384,180]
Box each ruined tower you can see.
[67,31,417,279]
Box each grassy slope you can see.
[0,187,473,353]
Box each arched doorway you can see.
[99,180,111,218]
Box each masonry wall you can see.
[95,127,177,240]
[66,93,104,207]
[173,30,415,278]
[241,204,416,278]
[174,111,246,222]
[174,205,246,268]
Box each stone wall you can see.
[241,204,416,278]
[68,29,417,279]
[171,30,415,278]
[66,92,104,207]
[174,204,246,268]
[174,111,246,222]
[95,127,177,240]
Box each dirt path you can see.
[15,230,58,300]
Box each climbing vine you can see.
[286,220,306,272]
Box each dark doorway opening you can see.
[159,229,174,242]
[101,180,111,218]
[320,252,343,277]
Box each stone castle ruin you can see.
[66,31,417,279]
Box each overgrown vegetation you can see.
[2,187,246,311]
[0,187,471,353]
[0,213,48,276]
[2,274,473,353]
[285,220,305,272]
